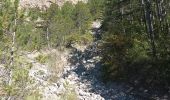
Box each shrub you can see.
[47,51,67,82]
[100,34,133,81]
[65,32,93,46]
[35,54,48,64]
[25,90,42,100]
[60,81,78,100]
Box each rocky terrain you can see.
[1,42,169,100]
[23,39,160,100]
[19,0,87,8]
[22,43,135,100]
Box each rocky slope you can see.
[19,0,87,8]
[0,43,168,100]
[23,41,152,100]
[22,44,134,100]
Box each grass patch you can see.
[60,81,78,100]
[35,54,48,64]
[47,50,67,81]
[25,90,42,100]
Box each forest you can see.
[0,0,170,100]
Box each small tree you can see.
[88,0,104,20]
[73,1,92,34]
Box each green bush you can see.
[65,32,93,46]
[25,90,42,100]
[101,33,170,87]
[35,54,48,64]
[60,81,78,100]
[101,34,133,80]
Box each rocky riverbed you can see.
[23,43,145,100]
[0,43,169,100]
[0,19,168,99]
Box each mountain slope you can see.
[19,0,87,8]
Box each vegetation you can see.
[25,90,42,100]
[35,54,48,64]
[1,0,170,99]
[88,0,104,20]
[101,0,170,88]
[60,81,78,100]
[0,0,97,98]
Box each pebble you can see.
[26,42,155,100]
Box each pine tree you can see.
[73,1,92,34]
[88,0,104,20]
[101,0,170,86]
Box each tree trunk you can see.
[143,0,157,58]
[7,10,17,100]
[46,27,50,49]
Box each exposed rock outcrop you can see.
[19,0,88,8]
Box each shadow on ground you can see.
[61,25,170,100]
[62,43,159,100]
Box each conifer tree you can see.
[73,1,92,34]
[101,0,170,85]
[88,0,104,20]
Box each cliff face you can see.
[19,0,87,8]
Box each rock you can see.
[25,40,155,100]
[87,59,95,63]
[144,90,148,93]
[83,60,86,64]
[79,90,85,96]
[56,84,65,94]
[126,87,134,93]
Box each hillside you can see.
[19,0,87,8]
[1,0,170,100]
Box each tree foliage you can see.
[73,1,92,34]
[88,0,104,20]
[101,0,170,87]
